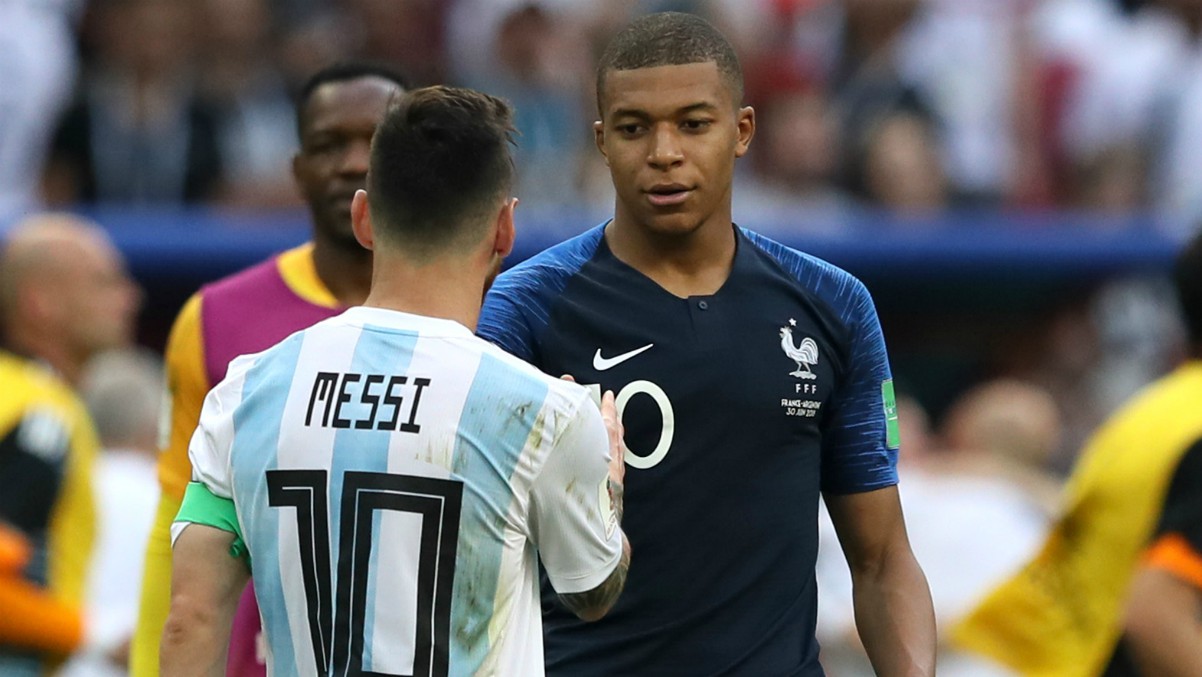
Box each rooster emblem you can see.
[780,319,819,379]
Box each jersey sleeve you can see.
[528,397,623,595]
[1144,439,1202,589]
[820,279,899,495]
[478,276,538,363]
[156,293,211,502]
[172,355,251,558]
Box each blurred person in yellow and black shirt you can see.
[1104,434,1202,676]
[129,62,406,677]
[0,214,141,674]
[954,229,1202,676]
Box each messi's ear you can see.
[350,190,374,251]
[493,197,517,259]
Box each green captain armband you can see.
[176,481,249,564]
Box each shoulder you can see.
[740,228,879,336]
[741,228,871,300]
[0,354,89,456]
[199,252,286,301]
[0,353,85,418]
[474,338,591,411]
[489,224,606,300]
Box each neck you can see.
[311,235,374,306]
[361,252,487,332]
[9,328,85,386]
[606,204,737,298]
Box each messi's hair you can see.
[295,62,410,140]
[367,86,516,257]
[1175,230,1202,349]
[595,12,744,112]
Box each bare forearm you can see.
[159,603,232,677]
[1126,570,1202,677]
[851,549,936,677]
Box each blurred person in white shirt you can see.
[61,349,162,677]
[0,0,83,230]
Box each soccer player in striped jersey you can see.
[161,86,630,677]
[132,63,407,677]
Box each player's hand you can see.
[599,390,625,487]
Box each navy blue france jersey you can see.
[477,224,900,676]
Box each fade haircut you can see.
[367,86,516,258]
[595,12,744,113]
[295,62,409,140]
[1175,229,1202,350]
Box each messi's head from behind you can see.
[352,85,517,272]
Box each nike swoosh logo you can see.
[593,344,654,371]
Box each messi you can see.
[304,371,431,433]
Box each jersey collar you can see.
[277,243,340,309]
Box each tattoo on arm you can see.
[558,478,628,621]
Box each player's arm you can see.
[0,522,83,655]
[826,487,935,677]
[532,390,631,621]
[1120,441,1202,676]
[132,293,208,677]
[821,278,935,676]
[161,521,248,677]
[161,355,249,677]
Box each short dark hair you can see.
[595,12,744,113]
[295,62,410,140]
[1175,230,1202,349]
[367,86,516,258]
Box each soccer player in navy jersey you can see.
[477,11,936,677]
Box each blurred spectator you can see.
[61,349,162,677]
[42,0,225,206]
[953,230,1202,677]
[854,107,949,216]
[817,385,1056,676]
[450,2,592,207]
[344,0,446,85]
[0,0,83,229]
[196,0,298,208]
[938,379,1064,515]
[0,214,141,675]
[1109,433,1202,675]
[737,87,852,216]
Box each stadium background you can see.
[1,0,1199,672]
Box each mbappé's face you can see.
[294,77,402,249]
[595,61,754,238]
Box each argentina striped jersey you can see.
[176,306,622,677]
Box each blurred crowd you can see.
[7,0,1202,227]
[3,1,1202,675]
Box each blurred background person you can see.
[1106,434,1202,675]
[0,0,83,230]
[954,229,1202,677]
[195,0,298,208]
[0,214,141,675]
[817,382,1059,676]
[61,349,162,677]
[42,0,224,206]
